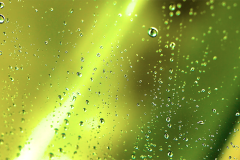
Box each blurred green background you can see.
[0,0,240,159]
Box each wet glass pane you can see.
[0,0,240,160]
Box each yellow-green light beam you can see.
[14,0,146,159]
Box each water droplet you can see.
[50,7,54,11]
[81,57,84,62]
[197,120,204,125]
[54,128,58,134]
[0,2,5,9]
[0,14,5,24]
[222,2,226,7]
[176,10,181,16]
[164,133,169,139]
[76,72,82,77]
[212,109,216,113]
[79,121,84,126]
[166,117,171,122]
[58,95,62,100]
[86,100,89,105]
[18,145,22,151]
[168,123,172,128]
[131,154,136,159]
[0,139,4,145]
[63,21,67,25]
[67,112,71,117]
[169,12,174,17]
[190,67,195,71]
[177,3,182,8]
[78,135,82,140]
[236,112,240,116]
[72,96,76,101]
[61,133,66,139]
[69,8,74,13]
[148,27,158,38]
[96,53,101,57]
[169,42,175,49]
[145,134,149,138]
[168,151,173,157]
[169,3,176,11]
[49,153,54,159]
[100,118,105,124]
[22,110,26,115]
[64,119,69,125]
[113,1,117,5]
[213,56,217,60]
[173,137,178,141]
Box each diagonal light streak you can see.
[14,1,145,159]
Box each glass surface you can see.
[0,0,240,160]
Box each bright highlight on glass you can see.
[125,0,137,16]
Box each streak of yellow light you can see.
[14,0,146,159]
[218,122,240,160]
